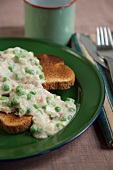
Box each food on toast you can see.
[36,54,75,90]
[0,47,77,138]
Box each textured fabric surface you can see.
[72,33,113,147]
[0,0,113,170]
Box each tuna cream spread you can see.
[0,47,76,139]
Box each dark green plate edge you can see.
[0,37,105,161]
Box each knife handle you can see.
[104,56,113,84]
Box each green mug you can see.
[23,0,77,45]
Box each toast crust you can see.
[36,54,64,66]
[0,113,32,134]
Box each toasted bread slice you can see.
[42,64,75,90]
[36,54,64,66]
[36,54,75,90]
[0,54,75,134]
[0,112,32,134]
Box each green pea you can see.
[6,101,12,107]
[38,65,43,70]
[19,108,25,114]
[29,69,34,75]
[0,96,8,100]
[12,97,20,105]
[27,93,32,100]
[13,50,19,55]
[18,91,26,96]
[16,86,23,93]
[37,128,43,133]
[56,123,62,127]
[33,104,39,109]
[25,67,30,73]
[3,84,10,91]
[0,58,3,62]
[60,116,67,121]
[55,106,61,112]
[65,98,75,103]
[21,54,26,58]
[8,66,14,72]
[14,73,22,80]
[38,109,43,114]
[20,49,27,53]
[30,125,37,134]
[15,55,21,60]
[39,74,45,79]
[27,107,33,113]
[42,105,47,109]
[54,94,57,98]
[25,67,34,75]
[68,108,76,112]
[34,61,39,66]
[0,96,9,106]
[52,102,56,107]
[46,97,51,103]
[68,115,73,120]
[3,77,9,82]
[30,91,36,95]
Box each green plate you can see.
[0,38,105,161]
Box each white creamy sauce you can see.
[0,47,76,139]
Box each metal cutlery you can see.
[80,34,108,69]
[96,27,113,84]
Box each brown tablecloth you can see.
[0,0,113,169]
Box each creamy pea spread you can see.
[0,47,76,139]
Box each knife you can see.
[79,34,108,69]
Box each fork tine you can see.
[103,27,109,46]
[100,27,105,46]
[96,26,113,49]
[96,27,101,46]
[108,28,113,48]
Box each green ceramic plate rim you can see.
[0,37,105,161]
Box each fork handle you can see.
[104,56,113,84]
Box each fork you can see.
[96,27,113,84]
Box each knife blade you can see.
[80,34,108,69]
